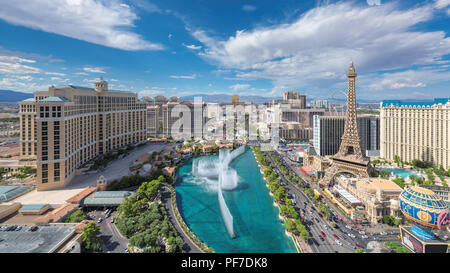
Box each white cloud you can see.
[0,0,164,51]
[191,2,450,95]
[183,43,202,50]
[170,74,197,79]
[83,67,106,73]
[0,77,48,92]
[14,75,33,81]
[361,68,450,91]
[435,0,450,9]
[45,72,66,76]
[75,72,89,76]
[0,55,40,74]
[230,83,251,91]
[242,5,257,12]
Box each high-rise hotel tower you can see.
[380,98,450,170]
[19,78,147,190]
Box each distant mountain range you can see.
[0,89,382,104]
[0,90,33,102]
[180,94,278,103]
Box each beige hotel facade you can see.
[19,78,147,190]
[380,98,450,170]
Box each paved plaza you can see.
[6,143,168,205]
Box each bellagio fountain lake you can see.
[175,146,297,253]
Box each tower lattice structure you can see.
[321,61,372,186]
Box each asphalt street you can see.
[263,150,398,253]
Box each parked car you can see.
[320,231,326,237]
[359,231,365,235]
[380,231,387,235]
[30,226,38,232]
[355,243,364,249]
[333,234,339,239]
[361,235,368,239]
[97,218,103,223]
[110,217,115,223]
[335,239,342,246]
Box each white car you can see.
[348,233,356,238]
[345,225,352,229]
[335,239,342,246]
[361,235,368,239]
[380,232,387,236]
[359,231,365,235]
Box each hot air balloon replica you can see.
[399,186,449,253]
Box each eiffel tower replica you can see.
[321,61,372,186]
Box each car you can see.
[110,217,115,223]
[361,235,368,239]
[320,231,326,237]
[315,218,320,223]
[345,225,352,229]
[323,224,328,230]
[335,239,342,246]
[380,232,387,236]
[442,235,448,241]
[97,218,103,223]
[16,226,22,231]
[285,188,289,192]
[359,231,365,235]
[30,226,38,232]
[355,243,364,249]
[125,249,129,253]
[319,236,325,241]
[348,233,355,238]
[333,234,339,239]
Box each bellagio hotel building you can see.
[380,98,449,170]
[19,78,147,190]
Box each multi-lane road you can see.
[263,150,398,253]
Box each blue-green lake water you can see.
[175,148,297,253]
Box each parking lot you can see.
[0,225,75,253]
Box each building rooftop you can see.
[40,96,70,102]
[381,98,450,108]
[370,178,403,191]
[19,204,48,211]
[0,225,75,253]
[81,191,135,207]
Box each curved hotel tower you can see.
[19,78,147,190]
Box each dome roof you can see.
[399,186,448,229]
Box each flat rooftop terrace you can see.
[0,225,75,253]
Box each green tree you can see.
[136,179,161,201]
[65,209,86,223]
[81,222,102,253]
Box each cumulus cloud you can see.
[170,74,197,79]
[0,0,164,51]
[83,67,106,73]
[0,77,48,92]
[434,0,450,9]
[183,43,202,50]
[230,83,251,91]
[242,5,257,12]
[191,2,450,95]
[361,68,450,91]
[45,72,66,76]
[0,56,40,74]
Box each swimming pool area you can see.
[382,168,420,178]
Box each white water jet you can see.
[191,145,245,238]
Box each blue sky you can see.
[0,0,449,100]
